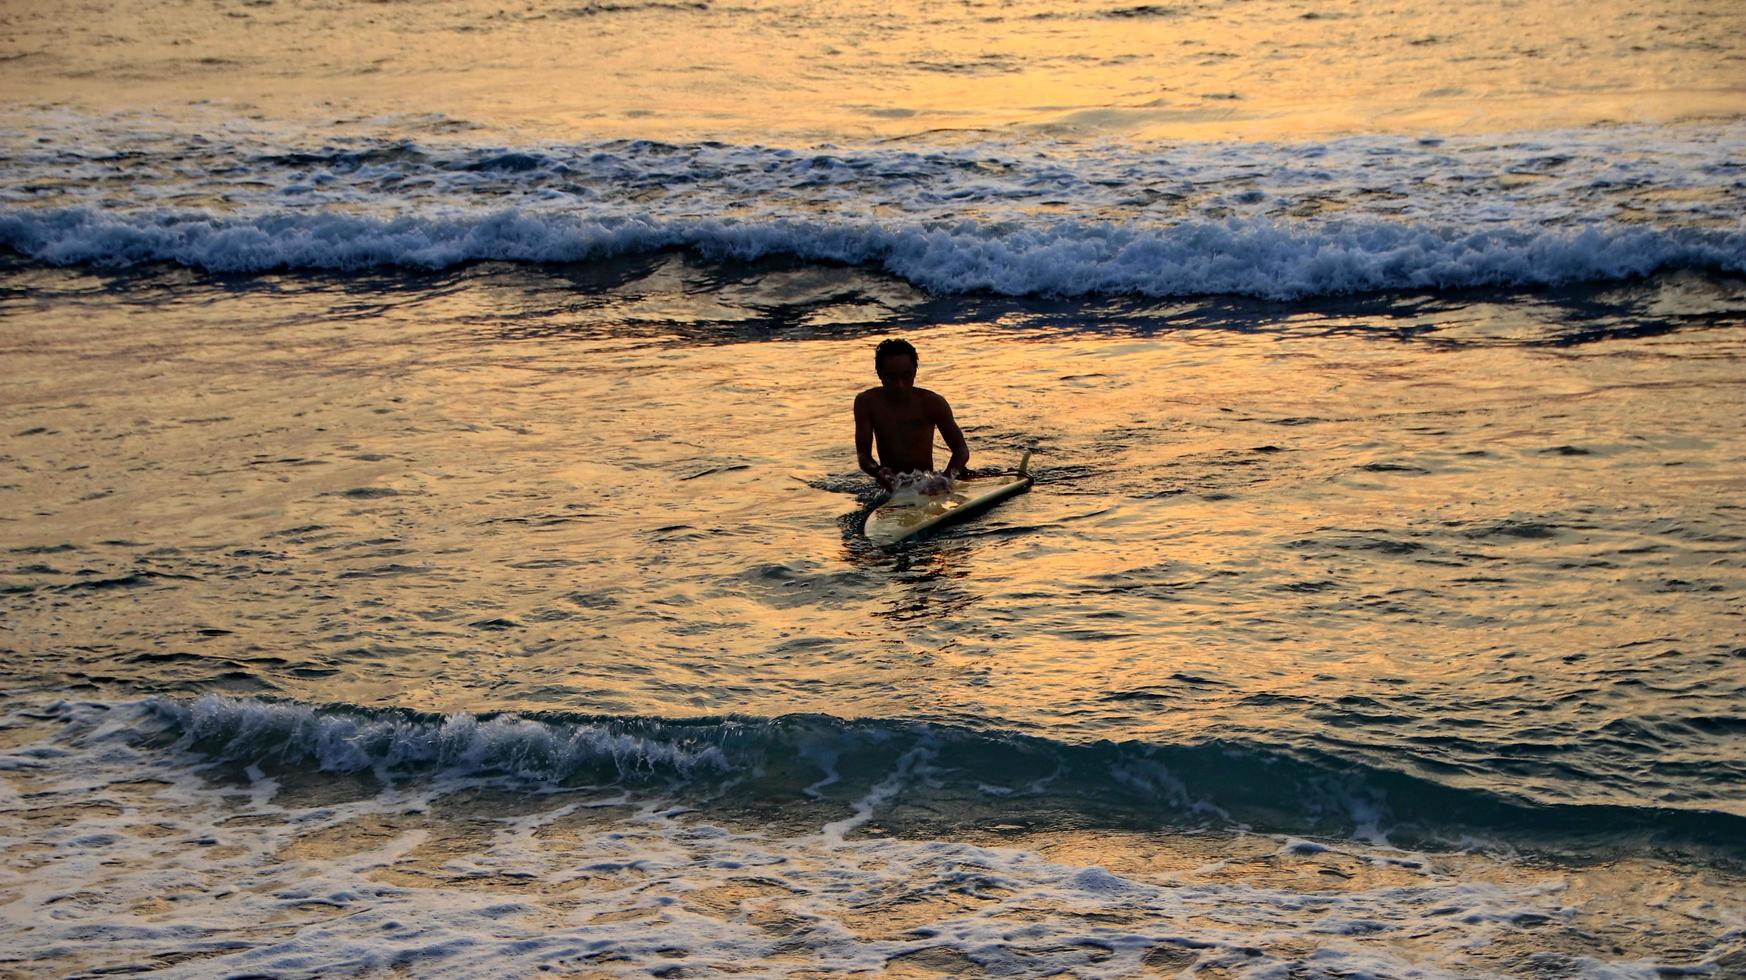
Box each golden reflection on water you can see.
[4,264,1742,769]
[2,0,1742,141]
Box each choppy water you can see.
[4,0,1746,976]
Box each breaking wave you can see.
[41,696,1725,854]
[5,206,1741,299]
[4,121,1743,299]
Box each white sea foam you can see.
[3,206,1739,300]
[884,470,955,503]
[6,697,1733,978]
[1,116,1742,298]
[151,694,731,780]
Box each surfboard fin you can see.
[1018,449,1033,477]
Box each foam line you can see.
[97,696,1746,854]
[4,206,1741,299]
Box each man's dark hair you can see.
[875,338,918,369]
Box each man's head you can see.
[874,338,918,390]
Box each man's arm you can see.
[934,395,970,477]
[854,393,894,489]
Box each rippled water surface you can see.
[4,0,1745,975]
[5,0,1744,140]
[5,260,1745,974]
[5,264,1745,788]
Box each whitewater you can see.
[3,123,1743,297]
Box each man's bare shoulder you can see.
[855,387,884,407]
[915,387,952,411]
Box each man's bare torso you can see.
[854,344,969,489]
[855,386,946,473]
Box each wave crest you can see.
[5,206,1742,299]
[114,696,1746,856]
[152,694,731,780]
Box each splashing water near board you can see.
[885,470,956,504]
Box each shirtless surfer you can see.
[854,338,969,492]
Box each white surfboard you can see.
[865,451,1033,547]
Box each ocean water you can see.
[3,0,1746,976]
